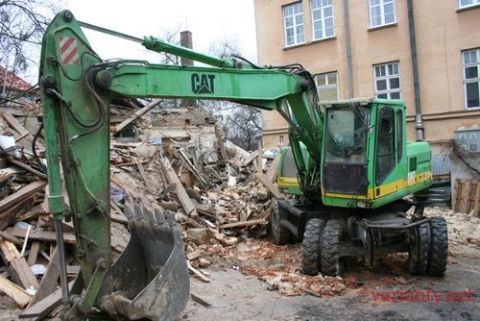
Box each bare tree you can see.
[208,38,241,58]
[224,105,261,151]
[0,0,57,79]
[200,38,263,151]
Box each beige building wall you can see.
[254,0,480,147]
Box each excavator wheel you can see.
[409,222,430,275]
[270,200,291,245]
[427,217,448,276]
[302,218,325,276]
[320,219,345,276]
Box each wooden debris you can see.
[0,180,46,213]
[20,281,74,320]
[6,227,76,244]
[0,275,31,308]
[256,173,286,199]
[113,99,161,134]
[29,249,59,306]
[160,157,198,217]
[266,153,281,183]
[0,196,35,230]
[214,123,227,166]
[190,292,212,308]
[242,150,258,166]
[0,230,22,244]
[454,179,480,215]
[7,158,46,179]
[187,261,210,283]
[220,219,267,230]
[0,240,39,291]
[27,242,40,266]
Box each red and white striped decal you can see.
[59,36,80,65]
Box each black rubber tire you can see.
[270,201,291,245]
[409,222,430,275]
[320,219,344,276]
[302,218,325,276]
[427,217,448,276]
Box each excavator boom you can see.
[40,10,323,320]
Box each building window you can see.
[283,2,305,47]
[315,72,338,101]
[463,48,480,109]
[369,0,396,27]
[311,0,335,40]
[374,62,401,99]
[459,0,480,9]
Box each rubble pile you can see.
[0,95,287,316]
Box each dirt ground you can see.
[1,208,479,321]
[184,243,480,321]
[183,207,480,321]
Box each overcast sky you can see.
[63,0,258,63]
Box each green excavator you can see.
[39,10,448,321]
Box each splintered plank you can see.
[0,180,46,213]
[6,227,76,244]
[160,157,198,217]
[27,242,41,266]
[20,281,74,320]
[187,261,210,283]
[0,240,39,291]
[256,173,286,199]
[220,219,267,229]
[0,196,35,230]
[0,275,31,308]
[29,249,59,306]
[266,153,281,183]
[113,100,161,134]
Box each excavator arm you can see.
[39,10,323,321]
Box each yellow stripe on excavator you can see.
[278,171,432,200]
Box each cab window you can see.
[376,107,395,185]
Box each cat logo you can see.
[191,73,215,94]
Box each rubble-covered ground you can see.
[183,207,480,321]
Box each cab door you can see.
[373,105,406,198]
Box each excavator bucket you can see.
[99,199,190,321]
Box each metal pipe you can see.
[78,20,236,69]
[143,36,236,68]
[78,21,143,44]
[407,0,424,140]
[343,0,354,98]
[54,220,70,310]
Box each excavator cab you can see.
[277,99,432,209]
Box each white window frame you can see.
[283,2,305,47]
[315,71,339,101]
[458,0,480,9]
[463,48,480,109]
[373,62,401,99]
[310,0,335,40]
[368,0,397,28]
